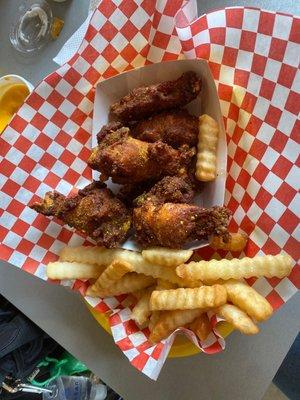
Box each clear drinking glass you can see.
[10,0,53,54]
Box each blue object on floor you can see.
[273,332,300,400]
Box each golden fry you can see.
[149,311,160,332]
[195,114,219,181]
[210,232,248,252]
[156,279,177,290]
[176,254,293,281]
[177,280,203,288]
[150,309,203,343]
[115,251,198,286]
[132,289,146,300]
[142,247,193,267]
[58,246,277,340]
[148,279,176,331]
[131,287,154,326]
[60,246,122,265]
[188,313,211,341]
[60,246,197,286]
[86,273,155,298]
[150,285,227,311]
[223,280,273,322]
[92,259,133,290]
[47,261,105,280]
[216,304,259,335]
[122,293,138,308]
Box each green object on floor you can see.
[28,352,89,387]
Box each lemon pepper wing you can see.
[110,71,201,123]
[133,109,198,148]
[88,136,195,184]
[133,202,230,248]
[30,181,131,248]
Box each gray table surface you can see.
[0,1,299,399]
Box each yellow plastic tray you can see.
[87,303,234,358]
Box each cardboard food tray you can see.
[92,59,227,251]
[87,58,230,357]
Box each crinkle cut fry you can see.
[131,287,154,326]
[188,313,212,341]
[47,261,106,280]
[223,280,273,322]
[148,279,177,332]
[176,254,293,281]
[215,304,259,335]
[92,259,134,290]
[150,285,227,311]
[150,309,203,343]
[86,273,155,298]
[210,232,248,252]
[195,114,219,182]
[142,247,193,267]
[60,246,200,286]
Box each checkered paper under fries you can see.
[0,0,299,380]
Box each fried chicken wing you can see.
[135,176,195,207]
[185,152,207,192]
[88,129,195,184]
[117,180,156,206]
[97,121,124,147]
[110,71,201,123]
[30,181,131,248]
[133,109,198,148]
[133,178,229,248]
[133,202,230,248]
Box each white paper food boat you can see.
[92,59,227,251]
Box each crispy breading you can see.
[88,136,195,184]
[117,181,156,206]
[135,176,195,207]
[30,181,131,248]
[133,202,230,248]
[110,71,201,122]
[133,109,198,148]
[96,121,125,147]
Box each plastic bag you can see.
[42,376,107,400]
[30,352,88,387]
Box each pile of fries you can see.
[47,233,292,344]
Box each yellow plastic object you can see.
[86,302,234,358]
[0,84,29,134]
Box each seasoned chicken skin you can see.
[30,181,131,248]
[134,202,230,248]
[135,176,195,207]
[133,109,198,148]
[110,71,201,123]
[133,177,230,248]
[117,180,156,207]
[88,127,195,184]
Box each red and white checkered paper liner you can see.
[0,0,299,380]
